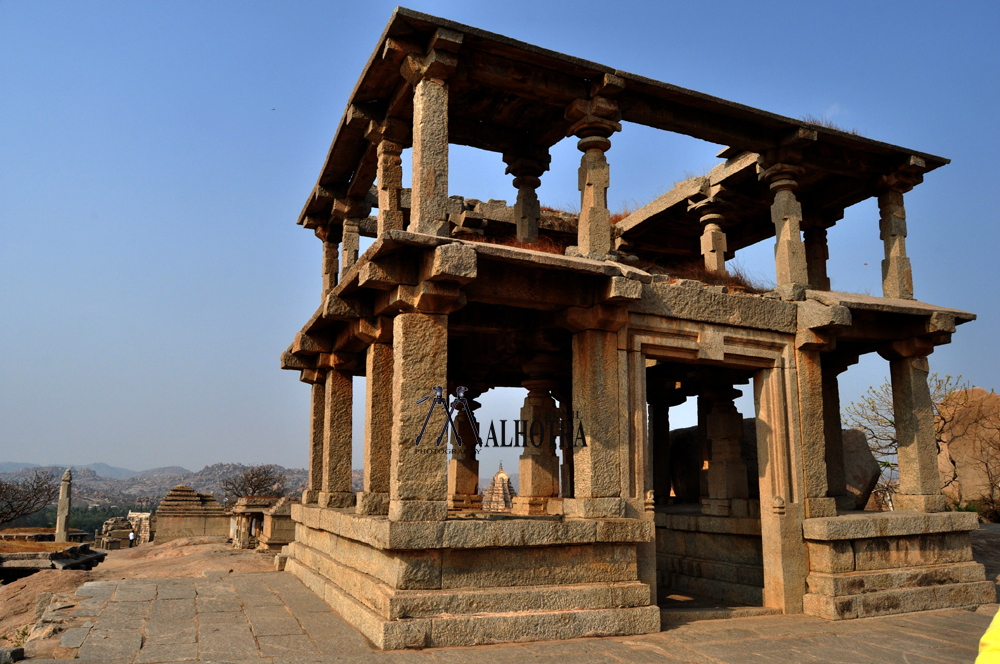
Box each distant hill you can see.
[81,462,139,480]
[0,462,307,508]
[135,466,191,478]
[0,462,40,473]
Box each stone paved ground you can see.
[27,571,996,664]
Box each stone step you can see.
[660,604,780,623]
[807,561,986,597]
[803,579,996,620]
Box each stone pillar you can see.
[689,191,730,274]
[565,96,622,257]
[803,226,831,291]
[321,229,340,295]
[340,219,360,282]
[702,390,748,516]
[570,329,622,516]
[512,379,561,515]
[759,161,809,290]
[448,390,482,511]
[822,355,857,511]
[407,73,450,237]
[878,189,914,299]
[650,391,672,507]
[502,149,550,244]
[367,118,408,236]
[55,469,72,542]
[357,342,392,515]
[795,348,837,518]
[884,345,947,512]
[389,313,449,521]
[319,368,355,508]
[302,379,325,504]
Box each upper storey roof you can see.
[298,7,948,256]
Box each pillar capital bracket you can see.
[878,336,935,360]
[565,97,622,139]
[875,155,927,194]
[331,196,372,222]
[401,49,459,85]
[364,117,409,146]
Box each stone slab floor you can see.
[27,571,996,664]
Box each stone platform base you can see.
[802,510,994,619]
[287,556,659,649]
[286,503,658,649]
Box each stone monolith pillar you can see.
[55,469,72,542]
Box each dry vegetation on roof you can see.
[455,233,570,255]
[801,114,864,137]
[630,258,771,294]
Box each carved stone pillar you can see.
[759,159,810,291]
[366,118,408,236]
[502,148,550,244]
[688,187,730,274]
[448,390,482,511]
[822,354,858,511]
[880,338,947,512]
[803,226,831,291]
[357,342,392,515]
[319,368,355,509]
[317,225,340,296]
[878,189,914,299]
[302,377,325,504]
[512,373,562,516]
[55,469,71,542]
[702,389,749,516]
[400,33,461,238]
[341,219,360,281]
[389,313,450,521]
[565,92,622,257]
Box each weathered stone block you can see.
[441,542,636,589]
[852,532,973,571]
[807,540,855,574]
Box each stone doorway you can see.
[647,361,777,620]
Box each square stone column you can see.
[804,226,831,291]
[759,162,809,291]
[794,349,837,518]
[565,94,621,258]
[448,391,482,511]
[408,77,450,237]
[649,392,672,506]
[570,329,622,515]
[321,236,339,295]
[822,355,857,511]
[367,118,408,236]
[702,389,749,517]
[878,189,914,299]
[512,380,561,516]
[55,469,71,543]
[389,313,449,521]
[358,342,392,515]
[302,379,325,504]
[319,368,355,509]
[890,355,947,512]
[340,219,360,281]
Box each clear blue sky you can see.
[2,1,998,478]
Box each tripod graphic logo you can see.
[414,386,482,447]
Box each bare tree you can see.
[843,374,968,510]
[0,470,58,527]
[220,465,286,501]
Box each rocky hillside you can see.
[0,463,312,507]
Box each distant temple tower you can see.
[481,464,516,512]
[54,468,72,542]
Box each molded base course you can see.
[802,580,996,620]
[286,557,660,649]
[290,539,650,620]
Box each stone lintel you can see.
[291,503,650,551]
[802,510,979,541]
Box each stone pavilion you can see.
[280,8,993,649]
